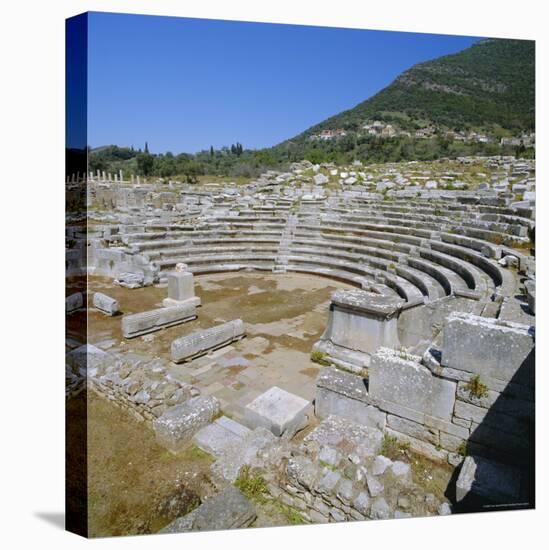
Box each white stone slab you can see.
[244,386,311,437]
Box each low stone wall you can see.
[82,346,199,423]
[265,416,450,523]
[316,312,535,466]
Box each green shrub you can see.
[465,374,488,399]
[234,466,268,504]
[380,434,410,460]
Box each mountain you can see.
[282,38,534,145]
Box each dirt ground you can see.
[84,272,353,537]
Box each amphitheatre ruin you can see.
[66,155,535,535]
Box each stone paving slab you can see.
[244,386,312,437]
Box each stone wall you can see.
[68,345,200,423]
[265,416,451,523]
[316,312,535,466]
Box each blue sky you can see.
[87,13,480,153]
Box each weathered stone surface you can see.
[93,292,120,316]
[122,304,197,338]
[160,487,256,533]
[304,415,383,458]
[162,270,201,308]
[318,470,341,495]
[366,474,384,497]
[319,446,341,467]
[313,173,329,185]
[153,395,220,452]
[438,502,452,515]
[66,343,109,372]
[387,414,439,446]
[456,455,522,504]
[171,319,245,363]
[287,455,319,491]
[66,292,84,313]
[244,386,311,437]
[335,478,355,504]
[391,461,412,482]
[369,497,392,519]
[318,290,404,357]
[193,416,250,457]
[369,348,456,421]
[442,312,534,386]
[211,427,277,482]
[372,455,393,475]
[353,491,370,515]
[315,367,386,430]
[115,272,145,289]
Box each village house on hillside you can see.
[309,128,348,141]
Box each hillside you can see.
[89,38,535,178]
[284,38,534,143]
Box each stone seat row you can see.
[328,200,534,227]
[295,226,505,289]
[127,229,508,304]
[316,214,529,245]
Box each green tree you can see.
[136,152,154,176]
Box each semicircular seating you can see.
[106,190,532,310]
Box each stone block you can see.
[66,292,83,313]
[304,415,383,458]
[244,386,311,437]
[162,270,201,308]
[315,367,386,430]
[153,395,220,452]
[317,470,341,495]
[369,348,455,421]
[387,414,439,446]
[160,486,256,533]
[456,455,522,505]
[439,431,465,453]
[353,491,370,515]
[321,290,405,356]
[193,417,250,458]
[93,292,120,316]
[115,272,145,289]
[286,456,319,491]
[66,344,110,374]
[369,497,391,520]
[171,319,245,363]
[441,312,534,386]
[211,427,277,482]
[122,304,197,338]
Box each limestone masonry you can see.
[68,155,535,529]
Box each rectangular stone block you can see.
[153,395,219,452]
[93,292,120,316]
[168,271,195,301]
[324,290,404,355]
[171,319,245,363]
[160,486,256,533]
[456,455,522,504]
[244,386,311,437]
[369,348,455,421]
[163,270,201,308]
[122,304,197,338]
[387,414,439,446]
[454,400,526,437]
[315,367,386,431]
[442,312,534,386]
[66,292,84,313]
